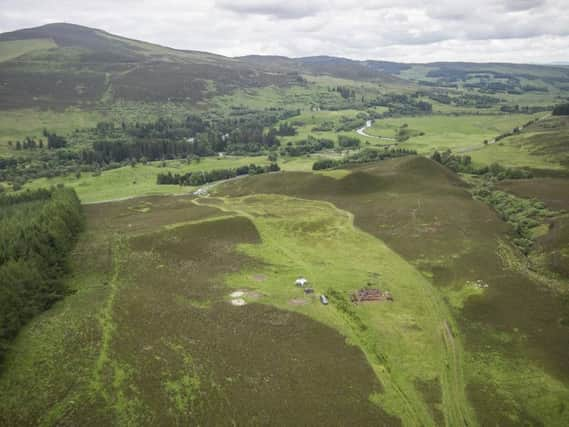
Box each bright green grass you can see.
[211,74,391,114]
[212,84,339,112]
[277,108,391,147]
[279,155,334,172]
[23,156,272,203]
[499,91,566,107]
[469,115,568,170]
[0,39,57,63]
[368,114,541,153]
[0,102,202,153]
[468,137,565,170]
[200,194,477,427]
[0,107,105,152]
[22,155,327,203]
[418,96,502,114]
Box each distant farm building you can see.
[351,288,393,303]
[295,277,308,287]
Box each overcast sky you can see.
[1,0,568,63]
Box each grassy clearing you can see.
[468,139,565,170]
[211,81,343,112]
[198,194,476,426]
[470,115,569,170]
[21,153,341,203]
[368,114,542,154]
[23,156,271,203]
[0,107,104,152]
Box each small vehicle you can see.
[320,294,329,305]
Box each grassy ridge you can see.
[218,158,569,425]
[198,194,477,426]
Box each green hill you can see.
[2,23,569,110]
[0,23,298,109]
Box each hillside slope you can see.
[2,23,568,110]
[0,23,298,109]
[239,55,569,94]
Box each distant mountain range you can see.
[1,23,568,109]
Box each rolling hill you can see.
[0,23,299,109]
[2,23,569,111]
[239,55,569,94]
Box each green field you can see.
[20,155,329,203]
[469,115,569,170]
[24,156,270,203]
[0,108,105,152]
[366,113,542,154]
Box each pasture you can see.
[23,156,270,203]
[469,115,569,170]
[366,114,542,154]
[0,108,104,153]
[21,155,328,203]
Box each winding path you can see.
[356,120,397,142]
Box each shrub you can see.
[552,103,569,116]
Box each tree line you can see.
[1,109,300,186]
[80,112,301,163]
[431,149,533,179]
[9,131,68,151]
[552,103,569,116]
[156,163,281,186]
[280,137,334,157]
[0,187,83,363]
[312,147,417,170]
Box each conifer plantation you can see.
[0,188,83,362]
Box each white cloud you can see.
[0,0,567,63]
[215,0,326,19]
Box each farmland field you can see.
[366,114,543,154]
[469,115,569,170]
[21,155,329,203]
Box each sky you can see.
[1,0,568,63]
